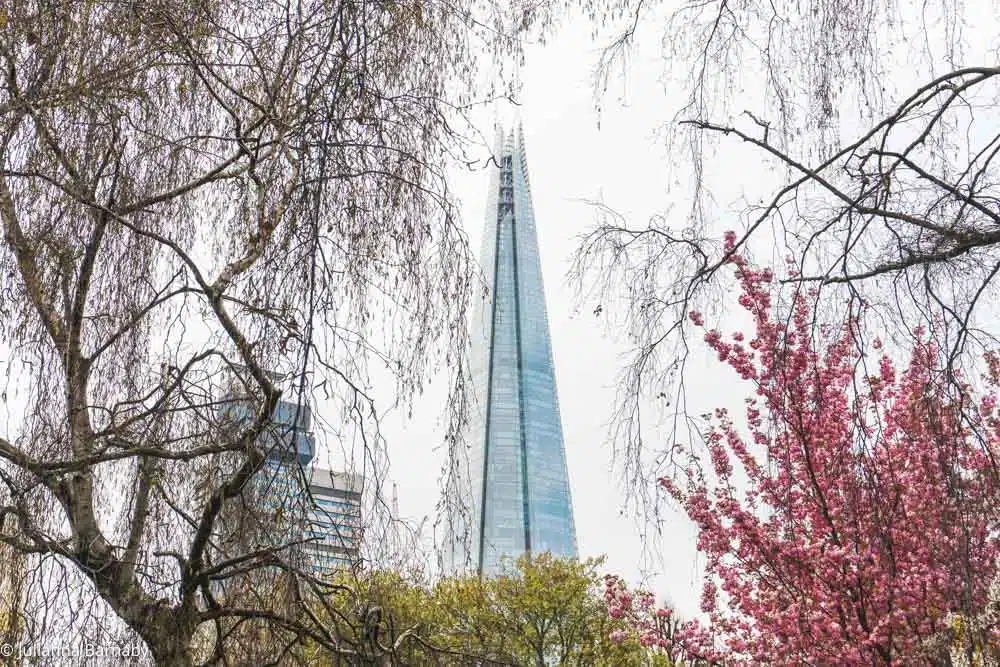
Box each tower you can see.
[215,369,316,582]
[304,468,363,572]
[217,369,362,577]
[464,125,578,575]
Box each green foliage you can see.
[940,572,1000,667]
[307,554,674,666]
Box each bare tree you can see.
[0,0,536,664]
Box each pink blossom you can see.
[613,243,1000,666]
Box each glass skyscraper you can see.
[304,468,363,572]
[464,125,578,575]
[218,370,362,577]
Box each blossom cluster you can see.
[605,574,696,660]
[612,235,1000,665]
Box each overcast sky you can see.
[374,14,711,617]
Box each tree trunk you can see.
[137,606,196,667]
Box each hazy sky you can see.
[377,15,710,617]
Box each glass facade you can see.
[222,399,315,467]
[218,380,360,577]
[466,126,578,575]
[304,469,363,572]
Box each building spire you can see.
[459,111,578,576]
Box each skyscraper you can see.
[217,369,362,577]
[463,125,578,575]
[304,468,363,572]
[217,371,314,565]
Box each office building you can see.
[458,125,578,575]
[218,370,360,576]
[304,468,363,572]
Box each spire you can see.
[491,100,522,157]
[459,112,578,576]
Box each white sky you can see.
[378,16,708,617]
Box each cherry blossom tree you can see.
[603,573,716,666]
[610,234,1000,665]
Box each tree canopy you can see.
[606,248,1000,664]
[560,1,1000,661]
[306,554,677,666]
[565,0,1000,530]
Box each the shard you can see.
[462,125,578,575]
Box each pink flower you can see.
[610,250,1000,666]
